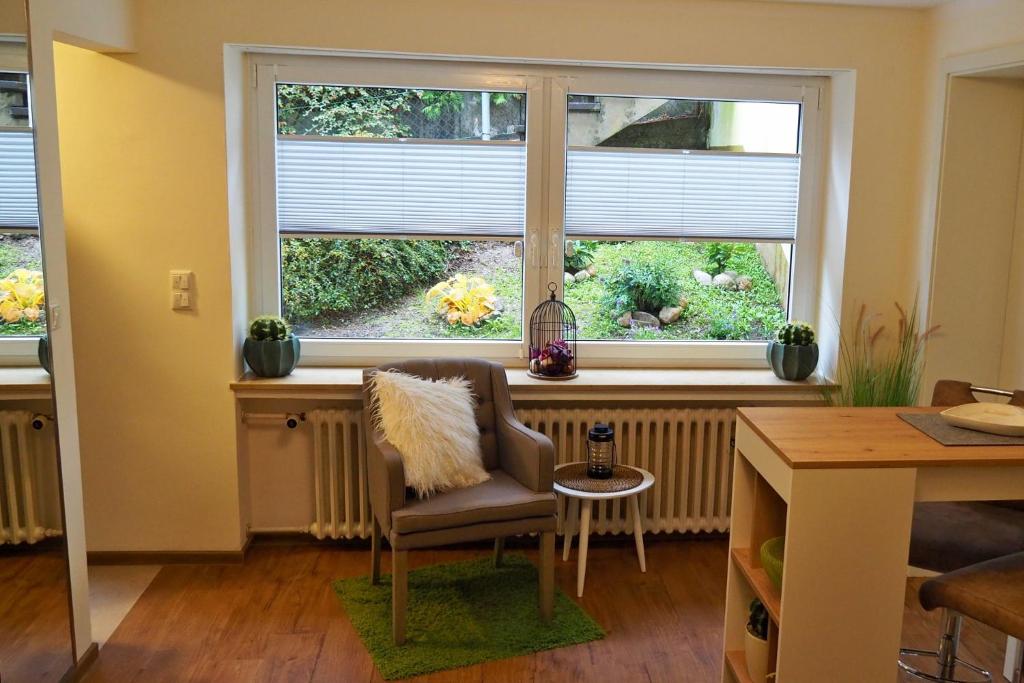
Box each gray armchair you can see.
[361,359,557,645]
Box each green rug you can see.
[333,554,605,680]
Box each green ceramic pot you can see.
[38,336,51,375]
[766,341,818,381]
[243,337,300,377]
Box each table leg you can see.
[563,496,578,562]
[577,499,592,597]
[629,495,646,573]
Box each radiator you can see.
[0,411,60,545]
[307,406,735,540]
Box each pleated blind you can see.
[0,130,39,230]
[276,137,526,237]
[564,147,800,241]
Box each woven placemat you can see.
[555,464,643,493]
[898,412,1024,447]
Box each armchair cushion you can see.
[391,471,556,535]
[369,369,490,498]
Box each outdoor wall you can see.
[52,0,929,551]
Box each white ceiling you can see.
[752,0,945,7]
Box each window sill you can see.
[231,367,832,403]
[0,367,51,400]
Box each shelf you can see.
[724,650,753,683]
[731,548,781,624]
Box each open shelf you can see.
[731,548,781,624]
[724,650,753,683]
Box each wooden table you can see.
[555,463,655,597]
[721,407,1024,683]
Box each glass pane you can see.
[282,238,522,340]
[0,72,30,128]
[277,85,526,141]
[567,95,799,153]
[562,240,788,341]
[0,234,45,336]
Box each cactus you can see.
[777,321,815,346]
[249,315,292,342]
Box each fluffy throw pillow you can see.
[369,370,490,498]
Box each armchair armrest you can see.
[491,365,554,492]
[362,411,407,531]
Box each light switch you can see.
[170,270,192,290]
[172,291,192,310]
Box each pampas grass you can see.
[827,300,939,407]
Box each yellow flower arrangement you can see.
[425,274,498,327]
[0,269,45,324]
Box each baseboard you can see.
[61,641,98,682]
[87,534,253,565]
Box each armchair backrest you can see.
[362,358,507,470]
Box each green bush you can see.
[281,239,453,320]
[603,253,681,314]
[564,240,597,274]
[705,242,734,276]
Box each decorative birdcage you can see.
[528,283,578,381]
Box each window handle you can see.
[549,233,563,268]
[527,234,539,267]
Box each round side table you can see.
[554,463,655,597]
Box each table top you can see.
[553,463,655,499]
[737,406,1024,470]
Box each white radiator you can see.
[306,406,735,540]
[0,410,60,545]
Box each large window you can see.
[251,57,821,364]
[0,68,45,338]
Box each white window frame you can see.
[0,38,44,363]
[248,52,824,368]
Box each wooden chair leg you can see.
[539,531,555,622]
[392,550,408,645]
[494,537,505,567]
[370,518,382,585]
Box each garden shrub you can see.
[564,240,597,274]
[603,253,682,314]
[704,242,734,276]
[281,238,453,321]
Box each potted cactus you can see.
[767,322,819,381]
[745,599,771,682]
[243,315,300,378]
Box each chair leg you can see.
[494,537,505,567]
[392,550,408,645]
[539,531,555,622]
[937,610,963,680]
[370,518,382,585]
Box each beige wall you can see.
[52,0,930,551]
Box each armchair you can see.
[361,359,557,645]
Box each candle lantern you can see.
[586,423,617,479]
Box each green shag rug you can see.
[333,554,605,680]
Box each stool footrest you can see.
[899,648,992,683]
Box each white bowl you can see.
[940,402,1024,437]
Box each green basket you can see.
[760,536,785,589]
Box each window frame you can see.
[248,53,825,368]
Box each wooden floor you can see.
[0,545,74,683]
[80,539,1009,683]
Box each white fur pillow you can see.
[369,370,490,498]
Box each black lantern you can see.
[528,283,578,380]
[587,423,617,479]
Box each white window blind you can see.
[0,130,39,230]
[564,147,800,241]
[276,137,526,237]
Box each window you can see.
[0,67,45,339]
[250,56,821,365]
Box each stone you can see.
[678,295,689,309]
[586,264,597,276]
[574,269,590,282]
[631,311,660,329]
[693,269,713,286]
[724,270,739,279]
[712,273,737,290]
[564,272,574,287]
[737,276,753,291]
[659,306,682,325]
[616,311,633,328]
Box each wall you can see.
[52,0,929,551]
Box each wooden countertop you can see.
[232,367,831,402]
[737,406,1024,469]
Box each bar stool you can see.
[900,552,1024,683]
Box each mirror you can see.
[0,0,75,680]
